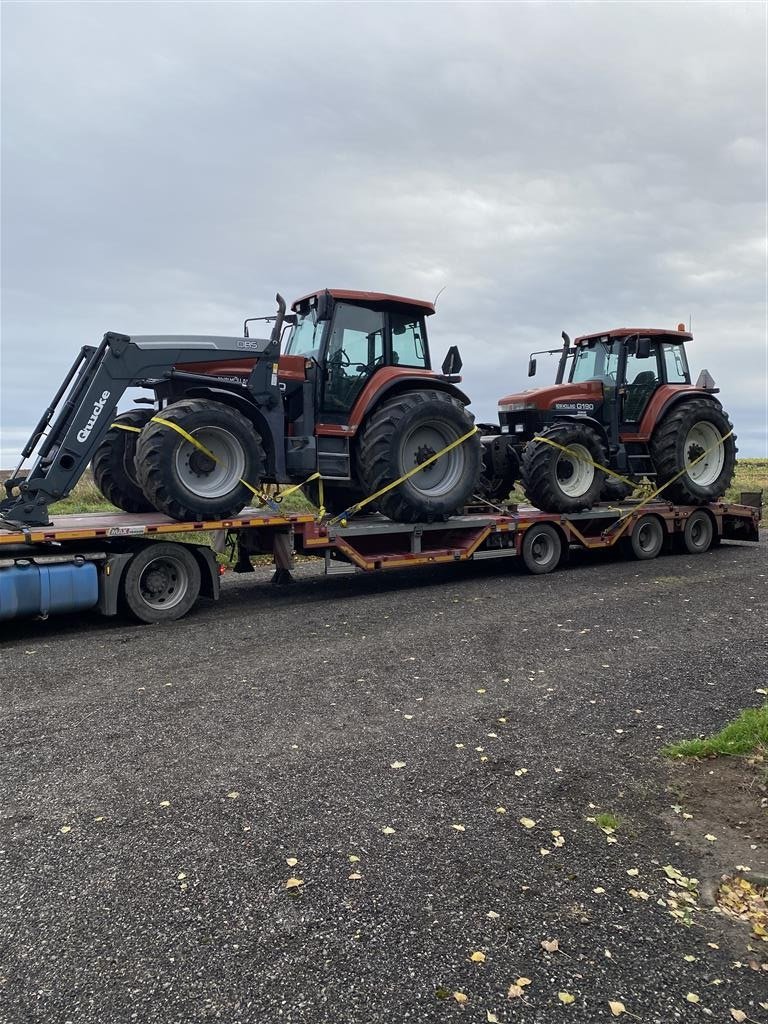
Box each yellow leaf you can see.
[348,872,362,880]
[704,833,717,842]
[348,855,360,863]
[381,826,395,834]
[177,872,186,880]
[626,868,639,877]
[226,791,239,800]
[470,950,486,963]
[285,877,304,890]
[730,1010,747,1023]
[390,761,406,769]
[685,993,700,1004]
[540,848,552,856]
[541,938,559,953]
[486,1013,499,1023]
[507,984,524,999]
[608,1001,626,1017]
[452,823,466,831]
[683,954,697,962]
[558,991,575,1005]
[519,817,536,829]
[453,992,468,1004]
[496,807,506,814]
[593,887,606,894]
[59,826,72,834]
[286,857,298,867]
[487,910,500,919]
[159,800,170,808]
[517,977,532,987]
[628,888,650,901]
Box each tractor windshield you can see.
[570,340,619,385]
[284,312,324,359]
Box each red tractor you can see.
[84,289,481,524]
[481,325,736,512]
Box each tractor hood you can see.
[498,380,604,413]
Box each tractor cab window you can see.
[622,339,661,423]
[322,303,385,414]
[390,312,428,368]
[570,341,619,384]
[284,312,324,359]
[662,342,690,383]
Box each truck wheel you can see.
[92,409,156,513]
[301,479,366,517]
[521,422,606,512]
[520,522,562,574]
[629,514,664,560]
[120,542,201,623]
[357,390,481,523]
[682,509,714,554]
[136,399,266,521]
[650,399,736,504]
[600,477,635,503]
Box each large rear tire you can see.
[356,390,481,523]
[135,399,266,521]
[92,409,156,513]
[521,422,606,512]
[650,399,736,504]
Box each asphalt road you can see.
[1,538,767,1023]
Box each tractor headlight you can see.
[500,401,537,412]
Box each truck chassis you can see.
[0,497,760,627]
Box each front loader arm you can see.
[1,332,277,527]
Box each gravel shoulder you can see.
[1,537,767,1023]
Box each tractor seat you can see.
[624,370,658,421]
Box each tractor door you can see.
[619,339,662,428]
[321,303,385,417]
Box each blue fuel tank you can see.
[0,560,99,622]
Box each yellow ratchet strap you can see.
[270,471,327,518]
[150,415,280,512]
[110,422,142,433]
[328,425,479,526]
[531,434,636,489]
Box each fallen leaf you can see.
[514,767,528,777]
[540,848,551,856]
[558,991,575,1005]
[626,868,640,877]
[453,991,468,1004]
[628,888,650,901]
[469,950,486,963]
[477,688,487,694]
[285,877,304,890]
[517,977,532,987]
[226,791,239,800]
[285,857,298,867]
[507,984,524,999]
[59,826,72,834]
[487,1013,499,1023]
[496,807,506,814]
[487,910,500,919]
[381,826,395,835]
[704,833,717,842]
[390,761,406,769]
[707,942,719,949]
[177,872,186,880]
[348,872,362,880]
[519,817,536,829]
[452,823,466,832]
[683,954,697,962]
[159,800,170,808]
[608,1001,627,1017]
[730,1011,747,1023]
[348,855,360,863]
[541,938,559,953]
[593,887,606,894]
[685,993,700,1004]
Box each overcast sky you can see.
[1,0,766,465]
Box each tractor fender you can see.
[174,385,285,477]
[637,387,722,441]
[548,414,609,444]
[351,375,472,429]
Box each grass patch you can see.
[663,704,768,759]
[593,811,621,831]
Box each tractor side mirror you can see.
[528,357,537,377]
[442,345,462,375]
[284,314,297,327]
[636,337,651,359]
[316,290,333,322]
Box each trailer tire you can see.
[136,399,266,521]
[521,422,606,513]
[628,514,665,560]
[650,399,736,504]
[521,522,562,574]
[92,409,156,513]
[682,509,714,554]
[120,542,201,623]
[357,390,481,523]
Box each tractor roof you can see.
[574,327,692,345]
[292,289,435,316]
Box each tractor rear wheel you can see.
[135,399,266,521]
[521,422,606,512]
[650,399,736,504]
[92,409,156,513]
[356,390,481,523]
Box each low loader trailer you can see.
[0,497,760,627]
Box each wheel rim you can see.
[637,521,659,552]
[530,531,554,565]
[684,421,724,486]
[138,555,189,610]
[400,421,466,498]
[555,443,595,497]
[688,513,711,549]
[174,426,246,498]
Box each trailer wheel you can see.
[92,409,156,513]
[136,399,266,521]
[120,542,201,623]
[520,523,562,574]
[628,514,664,560]
[682,509,714,554]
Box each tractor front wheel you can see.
[521,422,606,512]
[92,409,156,513]
[135,399,266,521]
[357,390,481,523]
[650,399,736,504]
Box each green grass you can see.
[662,705,768,759]
[593,811,621,831]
